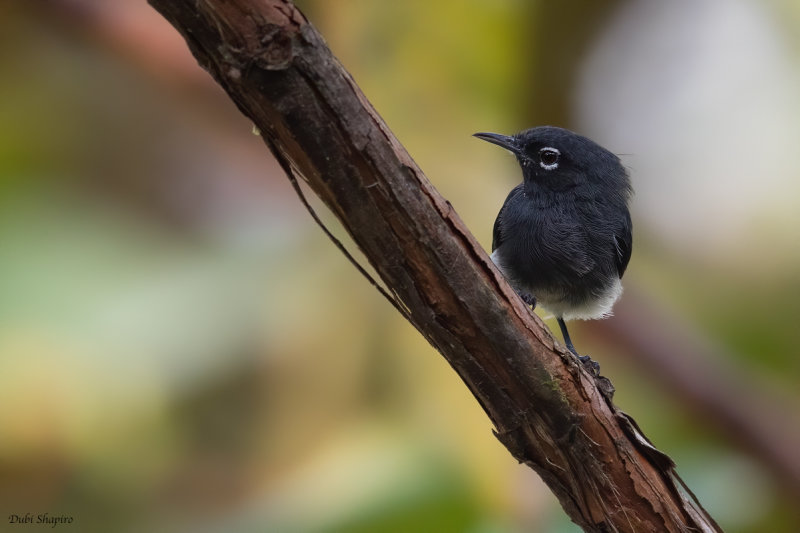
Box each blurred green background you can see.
[1,1,799,532]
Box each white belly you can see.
[535,278,623,321]
[491,249,623,321]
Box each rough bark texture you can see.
[147,1,722,531]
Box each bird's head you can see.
[474,126,628,195]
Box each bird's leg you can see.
[557,318,577,353]
[557,318,600,374]
[516,290,536,308]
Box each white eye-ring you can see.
[538,147,560,170]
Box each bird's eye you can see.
[538,147,560,170]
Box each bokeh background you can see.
[1,1,799,531]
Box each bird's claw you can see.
[516,291,536,308]
[578,354,600,375]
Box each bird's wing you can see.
[492,184,524,252]
[614,210,633,278]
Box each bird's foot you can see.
[577,354,600,375]
[516,291,536,308]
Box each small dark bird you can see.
[475,126,632,365]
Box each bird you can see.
[474,126,632,367]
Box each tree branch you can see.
[147,1,722,531]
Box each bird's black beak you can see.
[473,132,519,154]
